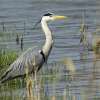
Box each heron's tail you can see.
[0,70,26,84]
[0,75,8,84]
[0,69,13,84]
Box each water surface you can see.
[0,0,99,99]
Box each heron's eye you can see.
[49,15,52,17]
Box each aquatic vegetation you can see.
[62,58,75,73]
[0,50,18,71]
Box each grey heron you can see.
[0,13,66,83]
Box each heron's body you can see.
[0,13,66,83]
[0,47,44,83]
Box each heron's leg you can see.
[34,70,39,99]
[27,77,33,100]
[34,70,38,91]
[34,70,37,82]
[26,72,33,99]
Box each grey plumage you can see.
[0,47,44,83]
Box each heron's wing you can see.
[0,46,44,83]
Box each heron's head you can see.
[42,13,67,22]
[33,13,67,28]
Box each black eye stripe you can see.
[43,13,53,16]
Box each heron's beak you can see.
[53,15,67,20]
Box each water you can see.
[0,0,100,99]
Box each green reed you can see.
[0,50,18,73]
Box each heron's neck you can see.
[41,20,53,58]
